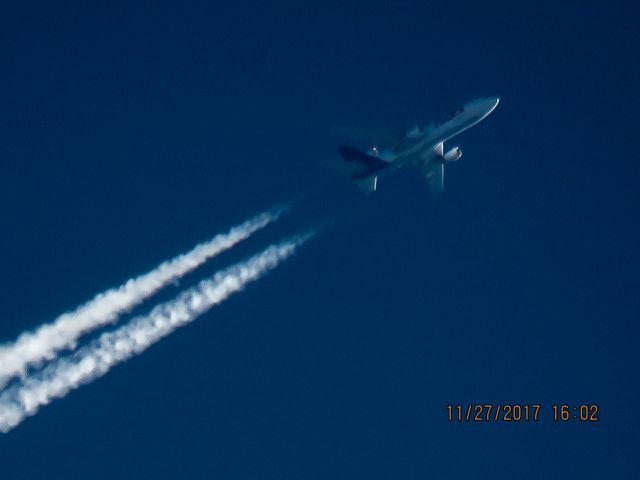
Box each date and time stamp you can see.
[446,404,600,423]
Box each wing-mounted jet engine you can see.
[443,146,462,162]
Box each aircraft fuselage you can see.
[375,96,500,171]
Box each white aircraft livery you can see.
[336,96,500,194]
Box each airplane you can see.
[335,96,500,194]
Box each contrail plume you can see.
[0,206,286,388]
[0,232,311,433]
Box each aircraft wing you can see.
[421,162,444,195]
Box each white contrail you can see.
[0,233,311,433]
[0,206,286,388]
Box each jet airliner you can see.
[336,96,500,194]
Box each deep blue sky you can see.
[1,1,638,478]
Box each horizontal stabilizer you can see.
[337,145,389,179]
[355,176,377,193]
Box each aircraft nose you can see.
[467,96,500,117]
[483,96,500,113]
[471,96,500,119]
